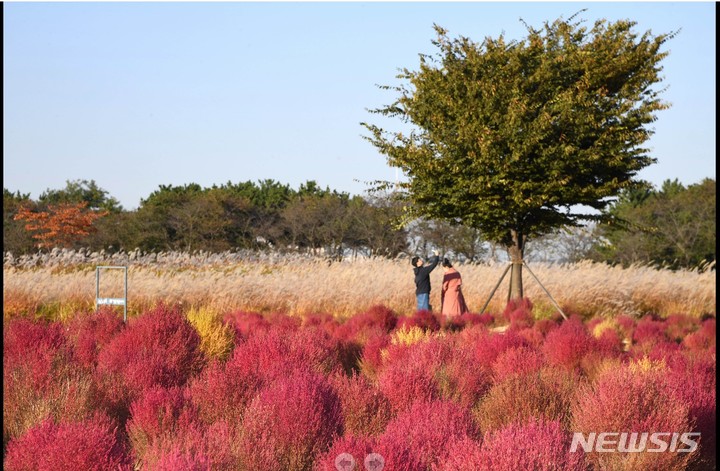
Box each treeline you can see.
[3,178,715,270]
[3,180,408,260]
[587,178,716,270]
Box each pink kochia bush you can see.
[3,317,96,443]
[378,336,491,412]
[377,399,479,470]
[572,364,696,471]
[542,316,593,370]
[4,413,130,471]
[315,435,377,471]
[126,386,192,462]
[66,308,124,369]
[95,304,205,418]
[503,297,534,330]
[2,302,716,471]
[238,369,343,471]
[475,419,587,471]
[331,373,393,437]
[3,317,71,390]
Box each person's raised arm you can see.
[426,250,440,272]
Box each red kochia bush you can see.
[126,385,195,462]
[396,309,441,332]
[3,317,96,443]
[336,305,399,341]
[541,316,593,371]
[491,345,544,382]
[443,312,494,332]
[238,369,343,471]
[683,318,716,353]
[474,367,579,434]
[228,326,343,386]
[665,352,717,468]
[315,435,377,471]
[95,303,205,415]
[614,314,636,338]
[502,297,534,330]
[222,310,271,340]
[187,356,262,429]
[140,416,238,470]
[468,328,529,370]
[378,399,479,470]
[379,336,490,411]
[477,419,587,471]
[66,308,124,368]
[331,373,393,437]
[572,365,695,471]
[358,328,391,378]
[3,317,70,389]
[4,414,130,471]
[632,315,668,345]
[664,313,700,341]
[433,437,484,471]
[377,338,445,411]
[149,446,210,471]
[189,326,343,431]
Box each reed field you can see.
[2,249,716,321]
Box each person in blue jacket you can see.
[411,249,440,312]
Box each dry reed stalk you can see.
[3,256,715,320]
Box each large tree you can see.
[362,12,675,298]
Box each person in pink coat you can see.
[440,258,469,318]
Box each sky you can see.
[3,1,716,210]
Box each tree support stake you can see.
[478,261,568,321]
[479,263,512,315]
[521,262,568,320]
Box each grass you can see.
[3,250,716,321]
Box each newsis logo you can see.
[570,432,701,453]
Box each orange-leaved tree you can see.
[13,201,108,249]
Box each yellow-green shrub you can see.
[186,306,234,361]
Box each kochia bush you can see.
[331,372,393,437]
[378,399,479,470]
[238,369,343,471]
[4,414,130,471]
[66,308,124,369]
[477,418,587,471]
[95,303,205,420]
[572,364,696,471]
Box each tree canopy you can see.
[363,13,675,248]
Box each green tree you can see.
[591,178,715,270]
[3,189,36,254]
[39,179,123,212]
[362,13,675,298]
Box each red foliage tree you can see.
[13,201,108,248]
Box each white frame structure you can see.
[95,265,128,322]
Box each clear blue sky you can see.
[4,2,716,210]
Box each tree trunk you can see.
[507,229,525,300]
